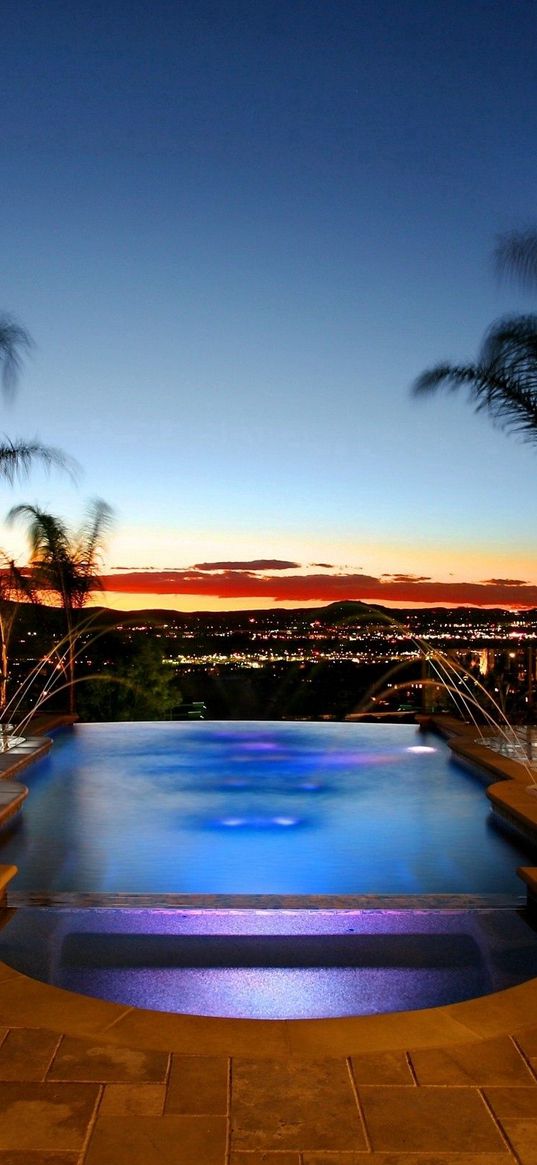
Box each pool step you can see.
[60,931,481,969]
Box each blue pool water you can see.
[0,721,534,896]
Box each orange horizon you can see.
[92,590,536,616]
[94,567,537,612]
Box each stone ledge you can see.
[0,864,18,908]
[0,866,18,894]
[487,778,537,833]
[0,735,52,780]
[0,782,27,830]
[420,714,537,784]
[1,957,537,1057]
[451,736,533,784]
[518,866,537,891]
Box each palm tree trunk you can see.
[0,618,8,724]
[66,608,76,715]
[68,641,76,714]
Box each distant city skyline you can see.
[2,0,537,613]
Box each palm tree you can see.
[8,500,114,714]
[0,555,37,725]
[0,312,73,483]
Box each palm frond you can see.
[0,438,78,485]
[413,363,482,395]
[480,315,537,386]
[0,315,33,397]
[7,505,71,565]
[412,315,537,443]
[495,229,537,290]
[77,498,114,579]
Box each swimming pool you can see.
[0,721,534,896]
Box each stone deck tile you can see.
[0,1081,100,1153]
[357,1086,509,1154]
[230,1057,366,1153]
[485,1088,537,1119]
[499,1119,537,1165]
[301,1157,515,1164]
[164,1053,228,1114]
[84,1113,227,1165]
[349,1051,415,1086]
[0,1030,60,1081]
[513,1030,537,1076]
[300,1154,369,1164]
[229,1154,300,1164]
[0,1153,79,1163]
[409,1036,535,1086]
[47,1035,169,1082]
[0,974,21,990]
[99,1082,166,1116]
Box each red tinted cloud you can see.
[100,569,537,608]
[381,573,431,583]
[481,578,528,587]
[193,559,299,571]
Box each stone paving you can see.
[0,1024,536,1161]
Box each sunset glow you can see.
[93,561,537,613]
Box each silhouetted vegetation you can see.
[414,228,537,444]
[9,500,114,714]
[76,636,180,721]
[0,313,72,483]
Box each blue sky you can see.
[2,0,537,609]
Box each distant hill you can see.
[7,596,537,636]
[90,598,537,625]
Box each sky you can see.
[2,0,537,612]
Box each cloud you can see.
[100,568,537,608]
[193,559,300,572]
[312,562,334,569]
[381,573,431,583]
[481,578,528,587]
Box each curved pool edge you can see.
[1,957,537,1057]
